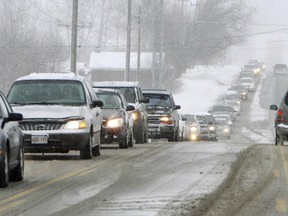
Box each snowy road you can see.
[1,69,286,216]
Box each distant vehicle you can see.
[270,90,288,145]
[228,85,248,101]
[240,77,255,92]
[0,90,24,187]
[215,117,231,139]
[273,64,288,75]
[93,81,149,144]
[223,90,242,106]
[209,104,237,122]
[224,100,242,115]
[212,113,234,131]
[195,113,218,141]
[7,73,104,159]
[242,63,261,76]
[184,114,201,141]
[94,88,135,149]
[142,89,181,142]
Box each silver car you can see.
[7,73,103,159]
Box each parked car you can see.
[142,89,181,142]
[0,90,24,187]
[7,73,103,159]
[93,81,149,144]
[270,90,288,145]
[94,88,135,148]
[214,117,231,139]
[273,64,288,75]
[228,84,248,101]
[184,114,201,141]
[240,77,256,92]
[195,113,218,141]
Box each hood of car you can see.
[12,105,84,119]
[101,109,123,120]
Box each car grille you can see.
[147,116,160,124]
[20,121,65,131]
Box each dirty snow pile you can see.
[173,65,241,114]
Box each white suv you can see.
[7,73,103,159]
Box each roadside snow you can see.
[174,65,241,113]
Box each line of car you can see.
[0,61,264,187]
[178,60,263,142]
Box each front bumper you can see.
[147,123,175,139]
[101,126,127,143]
[22,130,90,153]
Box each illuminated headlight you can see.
[209,126,215,131]
[106,118,123,128]
[190,126,198,132]
[132,111,139,120]
[191,134,197,140]
[262,65,266,69]
[65,120,87,129]
[224,128,229,133]
[160,116,173,124]
[235,108,239,112]
[237,101,241,104]
[242,92,247,95]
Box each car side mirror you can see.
[91,100,104,108]
[2,112,23,128]
[269,104,278,110]
[141,97,150,103]
[174,105,181,110]
[126,105,135,111]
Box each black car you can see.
[93,81,149,144]
[7,73,104,159]
[270,90,288,145]
[94,88,135,148]
[0,90,24,187]
[142,89,181,142]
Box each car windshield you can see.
[7,80,86,105]
[196,115,207,124]
[212,106,231,112]
[96,93,122,109]
[241,79,252,83]
[96,87,136,103]
[143,93,172,108]
[185,115,197,123]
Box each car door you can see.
[0,92,22,162]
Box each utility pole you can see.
[125,0,132,81]
[70,0,78,74]
[152,0,163,88]
[137,6,141,82]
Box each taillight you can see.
[276,109,283,122]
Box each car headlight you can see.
[65,120,87,129]
[160,116,173,124]
[106,118,123,128]
[209,126,215,131]
[224,128,229,133]
[190,126,198,132]
[132,111,139,120]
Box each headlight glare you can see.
[106,118,123,128]
[65,120,87,129]
[160,116,173,124]
[209,126,215,131]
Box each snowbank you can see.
[173,65,241,114]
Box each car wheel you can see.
[9,146,24,182]
[119,132,129,149]
[0,146,9,187]
[80,134,92,159]
[128,130,134,147]
[92,132,101,156]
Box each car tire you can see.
[0,146,9,187]
[275,133,284,146]
[119,132,129,149]
[9,146,24,182]
[128,130,134,147]
[80,134,92,159]
[92,131,101,156]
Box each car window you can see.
[7,80,86,105]
[97,93,122,109]
[143,93,172,107]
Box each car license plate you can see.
[31,135,49,144]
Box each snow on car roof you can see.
[93,81,140,87]
[15,72,86,81]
